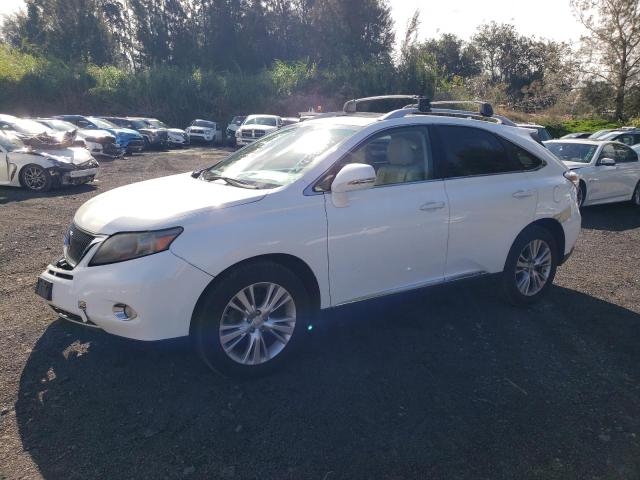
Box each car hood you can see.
[29,147,94,166]
[167,128,186,134]
[112,127,142,138]
[562,160,590,170]
[74,172,267,234]
[78,129,114,141]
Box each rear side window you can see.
[436,126,529,178]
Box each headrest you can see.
[387,137,415,166]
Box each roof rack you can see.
[342,95,509,124]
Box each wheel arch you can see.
[190,253,321,335]
[527,218,566,262]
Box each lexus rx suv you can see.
[37,96,581,376]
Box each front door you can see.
[324,126,450,305]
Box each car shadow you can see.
[581,203,640,231]
[15,281,640,479]
[0,183,97,205]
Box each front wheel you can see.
[632,182,640,208]
[502,226,558,305]
[20,164,53,192]
[191,261,310,376]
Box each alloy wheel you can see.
[515,239,552,296]
[23,166,47,191]
[219,282,296,365]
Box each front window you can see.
[3,118,49,135]
[0,132,25,151]
[546,142,597,164]
[536,128,552,141]
[88,117,117,129]
[202,124,360,189]
[244,117,277,127]
[232,117,246,125]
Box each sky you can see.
[0,0,587,45]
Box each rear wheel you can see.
[502,225,558,305]
[20,164,52,192]
[191,261,310,376]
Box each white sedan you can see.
[546,139,640,208]
[0,131,99,191]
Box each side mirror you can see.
[599,157,616,166]
[331,163,376,207]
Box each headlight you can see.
[89,227,183,266]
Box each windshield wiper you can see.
[199,171,260,189]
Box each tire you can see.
[502,225,558,306]
[632,182,640,208]
[578,181,586,208]
[191,261,311,377]
[20,164,53,192]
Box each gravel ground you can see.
[1,147,640,480]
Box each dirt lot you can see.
[1,147,640,480]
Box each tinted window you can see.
[502,140,544,170]
[599,144,617,162]
[613,144,638,163]
[436,126,521,177]
[616,134,635,146]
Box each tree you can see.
[572,0,640,120]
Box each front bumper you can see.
[39,249,213,341]
[188,131,216,142]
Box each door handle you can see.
[512,190,535,199]
[420,201,446,211]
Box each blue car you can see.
[55,115,145,154]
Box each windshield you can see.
[148,119,168,128]
[41,119,76,132]
[598,132,622,141]
[130,120,149,129]
[244,117,277,127]
[232,116,246,125]
[546,142,598,164]
[203,124,360,188]
[192,120,215,128]
[0,131,25,151]
[589,129,612,139]
[6,118,50,135]
[88,117,117,129]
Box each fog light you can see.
[112,303,137,321]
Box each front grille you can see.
[128,138,144,148]
[64,224,96,266]
[242,129,265,139]
[103,143,123,155]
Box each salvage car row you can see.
[0,114,222,191]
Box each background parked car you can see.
[596,129,640,146]
[0,114,57,140]
[186,119,218,144]
[101,117,168,150]
[55,115,145,154]
[225,116,246,146]
[517,123,553,141]
[545,139,640,208]
[235,114,283,146]
[0,130,99,192]
[142,118,189,147]
[35,118,125,158]
[561,132,592,139]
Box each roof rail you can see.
[343,95,431,113]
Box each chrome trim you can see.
[333,271,488,307]
[348,177,376,186]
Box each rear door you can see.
[433,125,541,278]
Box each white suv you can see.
[37,96,581,376]
[235,115,282,146]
